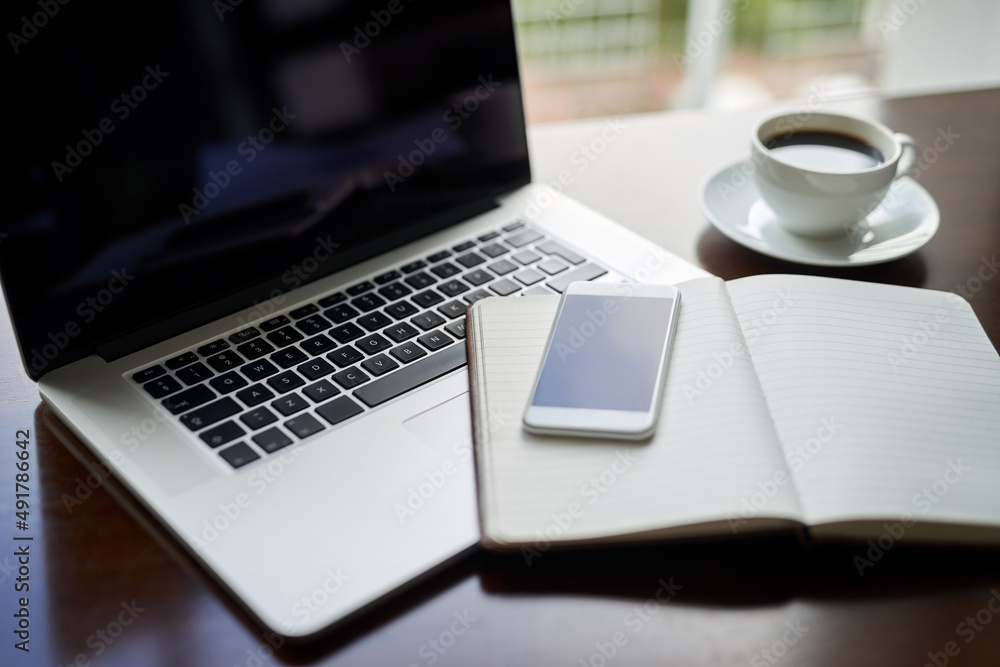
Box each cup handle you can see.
[893,133,917,180]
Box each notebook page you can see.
[727,274,1000,529]
[472,277,802,546]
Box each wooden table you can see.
[2,87,999,666]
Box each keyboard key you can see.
[235,384,275,407]
[437,300,466,319]
[229,327,261,344]
[384,322,421,342]
[430,262,461,279]
[132,365,166,383]
[200,421,245,448]
[536,239,586,265]
[332,367,370,389]
[378,282,412,301]
[404,272,436,289]
[180,397,241,431]
[162,385,216,415]
[267,371,305,393]
[176,362,214,386]
[374,269,401,285]
[197,339,230,356]
[412,290,444,308]
[237,338,276,360]
[505,229,543,247]
[400,259,427,274]
[546,263,608,293]
[513,268,545,285]
[524,285,553,296]
[297,358,335,380]
[361,353,399,376]
[327,346,365,368]
[478,231,500,242]
[351,293,387,312]
[444,320,466,339]
[143,376,183,399]
[537,257,568,275]
[206,350,245,372]
[427,250,451,263]
[329,322,365,344]
[452,240,476,252]
[512,249,541,265]
[489,278,521,296]
[502,220,525,232]
[270,347,308,369]
[389,341,427,364]
[241,359,279,381]
[303,379,339,403]
[259,315,290,332]
[480,243,508,258]
[253,427,293,453]
[384,301,419,320]
[266,326,304,348]
[166,351,198,370]
[438,279,469,297]
[356,343,467,407]
[463,289,491,305]
[463,269,492,286]
[271,392,309,416]
[356,333,392,355]
[240,406,278,429]
[315,396,364,425]
[346,281,375,296]
[300,334,337,355]
[411,311,446,331]
[487,259,518,275]
[418,330,453,351]
[284,414,325,439]
[289,304,319,319]
[294,314,332,335]
[317,292,347,307]
[357,311,393,331]
[219,442,259,469]
[324,304,360,324]
[209,371,248,394]
[455,252,486,268]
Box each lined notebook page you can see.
[727,274,1000,530]
[471,277,802,546]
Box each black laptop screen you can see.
[1,0,530,380]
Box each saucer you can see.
[699,158,939,267]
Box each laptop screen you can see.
[2,0,530,380]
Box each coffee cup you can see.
[750,111,916,237]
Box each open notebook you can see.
[467,275,1000,553]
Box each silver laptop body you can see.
[5,0,706,640]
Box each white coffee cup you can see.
[751,111,916,237]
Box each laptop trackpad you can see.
[403,392,473,458]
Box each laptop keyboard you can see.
[127,221,608,470]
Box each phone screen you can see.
[530,294,675,412]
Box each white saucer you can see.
[699,158,939,267]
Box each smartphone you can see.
[523,281,680,440]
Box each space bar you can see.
[353,344,468,407]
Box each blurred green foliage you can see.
[516,0,868,52]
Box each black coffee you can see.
[763,131,885,172]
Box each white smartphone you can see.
[523,281,681,440]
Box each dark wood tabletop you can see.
[3,87,1000,667]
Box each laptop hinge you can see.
[96,193,506,364]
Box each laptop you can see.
[3,0,706,640]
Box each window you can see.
[514,0,1000,122]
